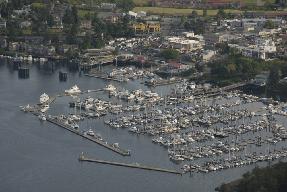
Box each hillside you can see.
[216,162,287,192]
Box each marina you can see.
[19,74,287,176]
[2,62,287,192]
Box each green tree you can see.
[217,8,226,19]
[160,49,180,60]
[266,65,280,95]
[264,20,275,29]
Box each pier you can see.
[79,154,182,175]
[145,78,183,87]
[85,74,124,82]
[46,116,131,156]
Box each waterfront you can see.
[0,60,286,192]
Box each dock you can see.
[45,116,130,156]
[85,74,123,82]
[145,79,183,87]
[79,154,182,175]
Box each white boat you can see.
[40,93,50,104]
[104,84,116,92]
[71,123,79,129]
[38,114,46,121]
[65,85,81,95]
[40,104,49,113]
[86,129,95,136]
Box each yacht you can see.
[65,85,81,95]
[40,93,49,104]
[104,84,116,92]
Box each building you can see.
[132,22,161,33]
[80,20,92,30]
[202,50,216,62]
[166,36,203,52]
[0,20,6,29]
[229,39,277,60]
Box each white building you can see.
[167,37,203,53]
[229,38,276,60]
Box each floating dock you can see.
[79,154,182,175]
[46,117,131,156]
[145,79,183,87]
[85,74,123,82]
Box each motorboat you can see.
[104,84,116,92]
[40,104,49,113]
[65,85,81,95]
[86,129,95,136]
[40,93,49,104]
[38,113,46,121]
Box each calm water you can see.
[0,60,283,192]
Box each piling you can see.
[18,67,29,79]
[59,71,68,82]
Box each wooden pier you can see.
[46,117,130,156]
[79,154,182,175]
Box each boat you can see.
[65,85,81,95]
[40,93,49,104]
[71,123,79,129]
[40,104,49,113]
[86,129,95,136]
[104,84,116,92]
[38,113,46,121]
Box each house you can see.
[80,20,92,30]
[20,21,32,29]
[167,36,202,52]
[0,36,7,48]
[0,20,6,29]
[57,44,79,54]
[100,3,116,10]
[132,22,161,33]
[202,50,216,62]
[228,39,277,60]
[105,13,122,23]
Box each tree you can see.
[217,8,226,19]
[160,49,180,60]
[203,9,207,17]
[267,65,280,94]
[116,0,135,12]
[264,20,275,29]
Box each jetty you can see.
[46,116,131,156]
[79,154,182,175]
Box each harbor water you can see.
[0,60,286,192]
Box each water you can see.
[0,60,284,192]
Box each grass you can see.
[133,0,150,6]
[31,2,46,9]
[22,29,32,35]
[78,9,96,18]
